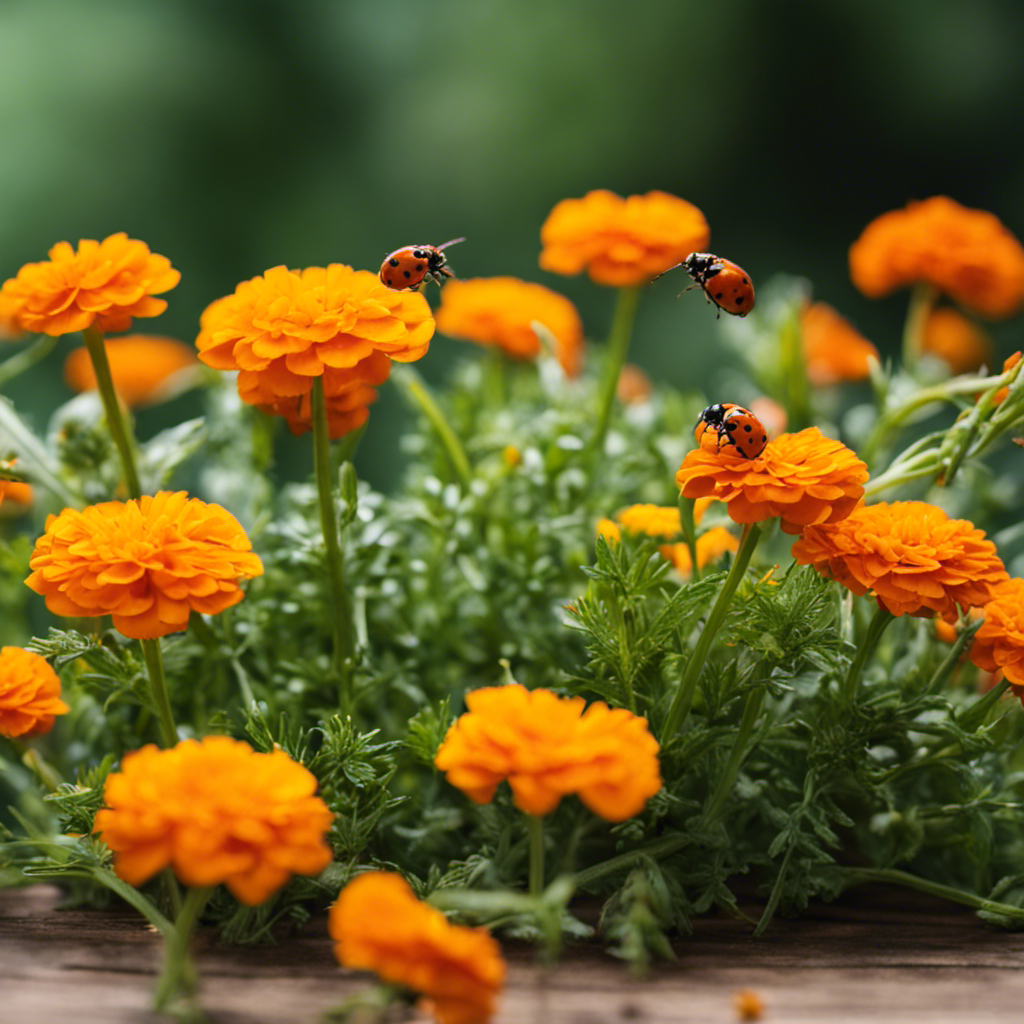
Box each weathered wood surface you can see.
[3,884,1024,1023]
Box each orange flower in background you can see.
[616,503,682,538]
[539,189,710,287]
[436,277,584,378]
[435,684,662,821]
[0,479,33,513]
[616,363,652,404]
[64,334,199,407]
[970,577,1024,697]
[0,647,69,739]
[748,397,787,438]
[93,736,333,905]
[330,872,505,1024]
[596,517,621,544]
[792,501,1007,619]
[661,527,740,576]
[26,491,263,639]
[919,307,994,374]
[992,350,1022,404]
[801,302,879,385]
[676,427,868,535]
[0,233,180,337]
[196,264,433,403]
[849,197,1024,319]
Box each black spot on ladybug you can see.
[742,277,749,284]
[715,292,724,299]
[416,263,424,271]
[403,270,411,279]
[389,258,400,267]
[736,296,746,305]
[725,421,737,431]
[744,425,752,432]
[413,249,426,258]
[761,434,767,441]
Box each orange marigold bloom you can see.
[0,233,180,337]
[919,307,994,374]
[792,501,1007,619]
[196,265,433,402]
[26,491,263,639]
[617,363,652,404]
[0,647,69,739]
[849,197,1024,319]
[801,302,879,386]
[539,189,710,287]
[93,736,333,905]
[63,334,198,407]
[330,871,505,1024]
[676,427,868,535]
[661,527,739,576]
[992,350,1022,404]
[970,578,1024,697]
[436,277,584,378]
[434,684,662,821]
[734,989,766,1021]
[0,472,33,514]
[616,503,681,538]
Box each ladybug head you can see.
[684,252,715,277]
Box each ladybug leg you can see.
[674,283,700,299]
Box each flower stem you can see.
[678,494,700,583]
[20,746,62,792]
[528,814,545,898]
[590,286,642,454]
[901,283,938,371]
[662,522,762,740]
[82,324,142,499]
[140,637,178,748]
[311,376,356,713]
[840,606,894,706]
[155,885,214,1015]
[958,676,1010,734]
[704,686,766,823]
[392,366,473,489]
[0,333,58,389]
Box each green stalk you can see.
[527,815,545,898]
[82,324,142,499]
[590,286,642,454]
[704,686,766,822]
[901,283,937,371]
[311,376,355,713]
[574,834,692,889]
[154,885,214,1014]
[958,677,1010,734]
[840,606,894,705]
[0,333,58,388]
[140,637,178,748]
[662,522,762,739]
[925,617,982,695]
[678,494,700,583]
[779,302,811,432]
[20,746,62,792]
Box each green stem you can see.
[528,814,545,898]
[840,606,894,705]
[959,676,1011,734]
[574,834,692,889]
[925,617,982,695]
[678,494,700,583]
[392,366,473,489]
[662,522,762,739]
[780,302,811,432]
[334,421,367,466]
[901,283,937,371]
[0,334,58,389]
[88,865,176,938]
[155,885,214,1014]
[311,377,355,714]
[140,637,178,748]
[20,746,62,792]
[82,324,142,499]
[704,686,766,822]
[590,286,641,454]
[754,841,795,937]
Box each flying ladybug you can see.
[655,251,755,318]
[378,237,465,291]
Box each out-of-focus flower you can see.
[436,277,584,378]
[435,683,662,821]
[660,527,739,576]
[792,500,1007,619]
[677,427,868,535]
[26,491,263,639]
[918,307,994,374]
[0,464,33,514]
[502,444,522,468]
[63,334,199,407]
[801,302,879,385]
[616,363,652,404]
[93,736,333,905]
[0,647,69,739]
[970,578,1024,700]
[748,396,787,438]
[992,350,1022,404]
[540,189,710,287]
[0,234,180,336]
[330,871,505,1024]
[734,989,765,1021]
[616,503,681,538]
[597,517,622,544]
[849,197,1024,319]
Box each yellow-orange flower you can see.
[196,265,433,403]
[616,363,652,404]
[919,307,994,374]
[26,491,263,639]
[0,464,33,514]
[616,503,682,538]
[849,197,1024,319]
[539,189,710,287]
[330,872,505,1024]
[676,427,868,535]
[0,647,69,739]
[992,350,1022,404]
[434,684,662,821]
[792,501,1007,619]
[436,277,584,377]
[0,233,180,337]
[661,528,740,576]
[801,303,879,385]
[63,334,198,407]
[93,736,333,905]
[969,578,1024,698]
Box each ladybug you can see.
[379,237,465,291]
[657,251,755,318]
[695,403,768,459]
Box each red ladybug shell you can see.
[659,251,755,318]
[378,237,464,291]
[695,402,768,459]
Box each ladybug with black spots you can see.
[657,251,755,318]
[695,403,768,459]
[378,237,465,291]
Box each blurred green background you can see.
[3,0,1024,489]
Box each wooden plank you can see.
[3,885,1024,1023]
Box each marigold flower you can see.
[26,491,263,639]
[661,527,740,576]
[436,277,584,377]
[792,501,1007,619]
[616,503,682,538]
[748,397,787,438]
[801,302,879,385]
[849,197,1024,319]
[93,736,333,905]
[676,427,868,535]
[0,647,69,739]
[0,233,180,337]
[969,578,1024,698]
[196,265,433,403]
[734,989,765,1021]
[435,684,662,821]
[992,350,1021,404]
[502,444,522,468]
[63,334,198,407]
[539,189,710,287]
[330,871,505,1024]
[918,307,994,374]
[0,475,33,513]
[616,363,652,404]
